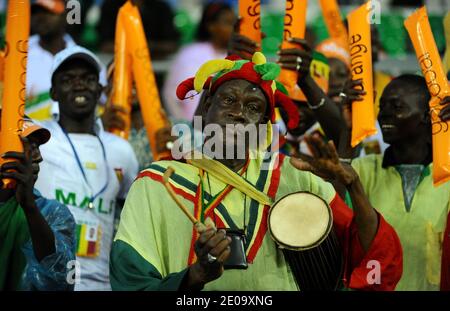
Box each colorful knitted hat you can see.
[176,52,300,130]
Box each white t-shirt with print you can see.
[34,120,139,291]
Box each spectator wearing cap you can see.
[34,45,138,291]
[0,112,76,291]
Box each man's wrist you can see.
[343,174,359,189]
[307,98,326,110]
[21,197,38,215]
[339,157,352,164]
[336,164,359,188]
[338,91,349,105]
[186,264,206,291]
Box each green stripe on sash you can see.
[150,164,198,193]
[245,156,271,249]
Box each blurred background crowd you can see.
[1,0,450,292]
[1,0,448,101]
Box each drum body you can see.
[268,191,343,290]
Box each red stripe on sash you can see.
[214,215,226,229]
[187,231,197,265]
[187,186,202,265]
[246,206,269,263]
[246,153,285,263]
[136,171,196,202]
[267,153,285,199]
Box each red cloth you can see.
[329,194,403,291]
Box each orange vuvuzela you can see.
[405,6,450,186]
[0,0,30,189]
[239,0,261,44]
[110,9,133,139]
[120,1,171,160]
[347,2,377,147]
[278,0,308,101]
[319,0,348,43]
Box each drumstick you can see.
[163,167,208,232]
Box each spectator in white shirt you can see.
[34,45,139,291]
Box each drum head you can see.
[268,192,332,250]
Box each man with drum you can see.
[109,52,402,291]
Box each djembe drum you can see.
[268,191,344,290]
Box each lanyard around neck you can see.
[60,126,110,209]
[196,158,250,222]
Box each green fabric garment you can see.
[111,152,336,290]
[352,155,450,291]
[0,196,30,290]
[110,240,189,291]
